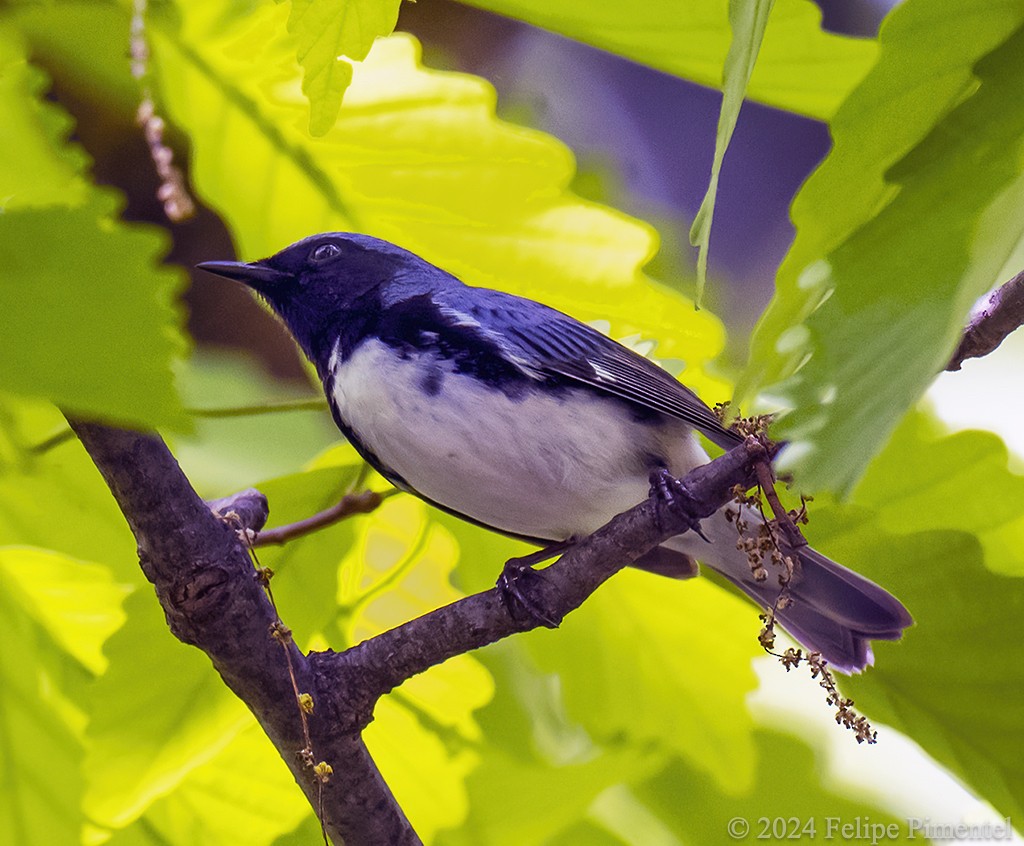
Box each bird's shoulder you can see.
[334,282,549,394]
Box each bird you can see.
[198,232,912,672]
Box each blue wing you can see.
[430,286,743,451]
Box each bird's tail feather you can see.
[663,514,913,673]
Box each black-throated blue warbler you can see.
[198,233,912,672]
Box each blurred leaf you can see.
[635,730,914,845]
[83,588,253,828]
[434,636,665,846]
[0,25,88,208]
[148,5,731,401]
[171,351,338,496]
[342,497,496,840]
[588,784,701,846]
[0,546,130,674]
[0,547,124,845]
[690,0,774,304]
[0,199,190,429]
[0,26,189,430]
[281,0,402,135]
[438,744,658,846]
[0,400,138,576]
[341,498,496,742]
[814,518,1024,820]
[427,495,540,596]
[270,816,322,846]
[741,3,1024,492]
[434,508,761,823]
[120,723,311,846]
[3,4,140,118]
[852,411,1024,575]
[461,0,875,120]
[802,408,1024,821]
[744,2,1024,398]
[243,479,494,841]
[364,695,481,844]
[547,821,629,846]
[525,569,760,793]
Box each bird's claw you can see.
[497,557,561,629]
[648,468,709,542]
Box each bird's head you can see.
[198,232,431,362]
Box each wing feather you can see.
[436,287,743,450]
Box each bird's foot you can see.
[648,468,709,542]
[497,544,570,629]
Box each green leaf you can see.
[851,411,1024,576]
[460,0,875,120]
[740,2,1024,492]
[0,199,190,429]
[438,744,659,846]
[525,569,760,793]
[128,724,311,846]
[795,409,1024,820]
[0,25,188,429]
[282,0,403,136]
[83,588,253,828]
[815,519,1024,820]
[149,5,732,402]
[690,0,774,305]
[634,730,916,844]
[340,496,496,839]
[3,4,141,120]
[364,694,481,843]
[0,547,126,845]
[270,816,323,846]
[240,481,495,840]
[0,399,138,576]
[0,25,88,208]
[434,512,760,801]
[0,546,130,674]
[172,350,339,496]
[434,634,665,846]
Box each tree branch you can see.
[71,417,763,844]
[68,420,419,846]
[312,440,763,703]
[253,488,398,547]
[947,269,1024,370]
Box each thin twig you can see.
[752,455,807,550]
[254,488,399,546]
[947,268,1024,370]
[244,532,332,846]
[27,399,330,454]
[190,398,328,418]
[29,427,77,454]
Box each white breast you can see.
[329,339,708,541]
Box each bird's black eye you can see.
[310,243,341,263]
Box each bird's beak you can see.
[196,260,292,288]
